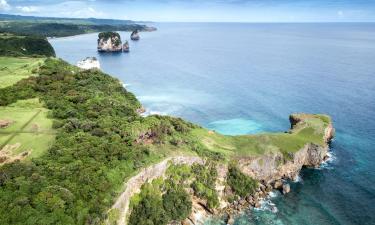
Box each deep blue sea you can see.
[50,23,375,225]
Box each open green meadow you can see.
[0,57,44,88]
[0,98,55,161]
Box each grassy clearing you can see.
[0,98,55,161]
[0,57,44,88]
[192,114,330,159]
[5,133,55,159]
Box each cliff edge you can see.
[108,113,334,225]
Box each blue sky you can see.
[1,0,375,22]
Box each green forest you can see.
[0,57,201,224]
[0,13,154,37]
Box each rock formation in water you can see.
[77,57,101,70]
[97,32,123,52]
[130,30,140,41]
[123,40,130,52]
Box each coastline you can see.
[104,113,334,225]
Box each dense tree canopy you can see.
[227,165,258,198]
[0,35,55,57]
[0,58,197,224]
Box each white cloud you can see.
[337,10,344,16]
[16,6,39,13]
[63,6,105,18]
[0,0,11,11]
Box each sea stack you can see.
[130,30,140,41]
[123,40,130,52]
[97,32,123,52]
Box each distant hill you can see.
[0,13,136,25]
[0,13,156,37]
[0,33,55,57]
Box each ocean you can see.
[50,23,375,225]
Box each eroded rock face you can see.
[238,115,334,184]
[97,32,123,52]
[110,156,205,225]
[76,57,100,70]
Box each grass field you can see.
[0,98,55,163]
[0,57,45,88]
[192,114,330,159]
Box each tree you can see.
[163,188,192,221]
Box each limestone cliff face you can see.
[97,32,123,52]
[77,57,100,70]
[238,114,334,183]
[109,114,335,225]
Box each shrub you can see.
[227,165,258,198]
[163,188,192,221]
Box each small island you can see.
[131,30,140,41]
[97,32,130,53]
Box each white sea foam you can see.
[293,174,303,183]
[319,150,337,170]
[268,190,280,198]
[254,191,280,214]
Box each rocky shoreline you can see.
[107,114,334,225]
[183,114,335,225]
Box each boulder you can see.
[282,183,291,194]
[274,180,283,189]
[266,184,273,192]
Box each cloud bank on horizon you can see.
[1,0,375,22]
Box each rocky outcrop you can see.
[97,32,123,52]
[123,41,130,52]
[239,114,334,184]
[76,57,100,70]
[200,114,335,223]
[108,114,335,225]
[282,183,290,194]
[130,30,140,41]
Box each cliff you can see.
[77,57,101,70]
[108,114,334,225]
[184,114,335,225]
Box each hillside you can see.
[0,14,155,37]
[0,33,55,57]
[0,39,333,225]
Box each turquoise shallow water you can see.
[50,23,375,225]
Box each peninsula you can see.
[0,33,334,225]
